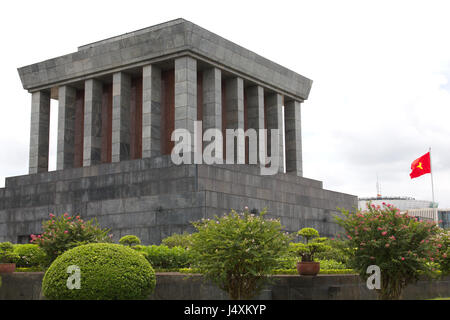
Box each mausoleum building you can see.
[0,19,357,244]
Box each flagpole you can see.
[429,147,438,222]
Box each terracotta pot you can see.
[0,263,16,273]
[297,261,320,276]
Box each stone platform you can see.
[0,155,356,244]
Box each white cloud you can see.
[1,0,449,207]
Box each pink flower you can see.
[401,257,405,261]
[385,243,390,248]
[347,235,352,240]
[389,236,396,240]
[381,231,387,236]
[49,213,55,218]
[64,230,68,234]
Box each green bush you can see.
[315,238,352,265]
[42,243,155,300]
[275,256,347,270]
[161,232,193,249]
[31,213,112,264]
[190,208,291,300]
[140,245,192,269]
[0,242,19,264]
[13,244,48,268]
[119,235,141,247]
[297,228,319,240]
[432,230,450,274]
[292,228,331,262]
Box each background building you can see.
[359,196,449,229]
[358,196,436,211]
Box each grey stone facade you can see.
[0,19,357,244]
[0,156,355,244]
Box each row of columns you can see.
[28,56,303,176]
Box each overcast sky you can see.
[1,0,449,207]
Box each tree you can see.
[190,208,291,299]
[335,203,443,299]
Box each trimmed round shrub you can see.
[42,243,155,300]
[119,235,141,247]
[14,244,48,268]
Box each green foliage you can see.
[0,242,19,264]
[136,245,192,269]
[13,244,48,268]
[293,228,331,262]
[297,228,319,242]
[42,243,155,300]
[119,235,141,247]
[161,232,193,249]
[335,203,442,300]
[271,268,356,275]
[31,213,112,264]
[15,266,45,272]
[275,255,347,270]
[315,238,352,265]
[432,229,450,274]
[190,208,291,300]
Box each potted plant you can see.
[291,228,330,276]
[0,242,19,273]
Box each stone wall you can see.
[0,155,357,244]
[1,272,449,300]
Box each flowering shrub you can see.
[335,203,443,299]
[31,213,112,264]
[190,207,291,300]
[432,229,450,274]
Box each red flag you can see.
[410,152,431,179]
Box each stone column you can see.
[83,79,103,167]
[225,77,245,164]
[29,91,50,174]
[202,67,222,158]
[142,65,161,158]
[112,72,131,162]
[245,85,265,164]
[56,86,76,170]
[284,99,303,176]
[266,93,285,173]
[174,56,197,147]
